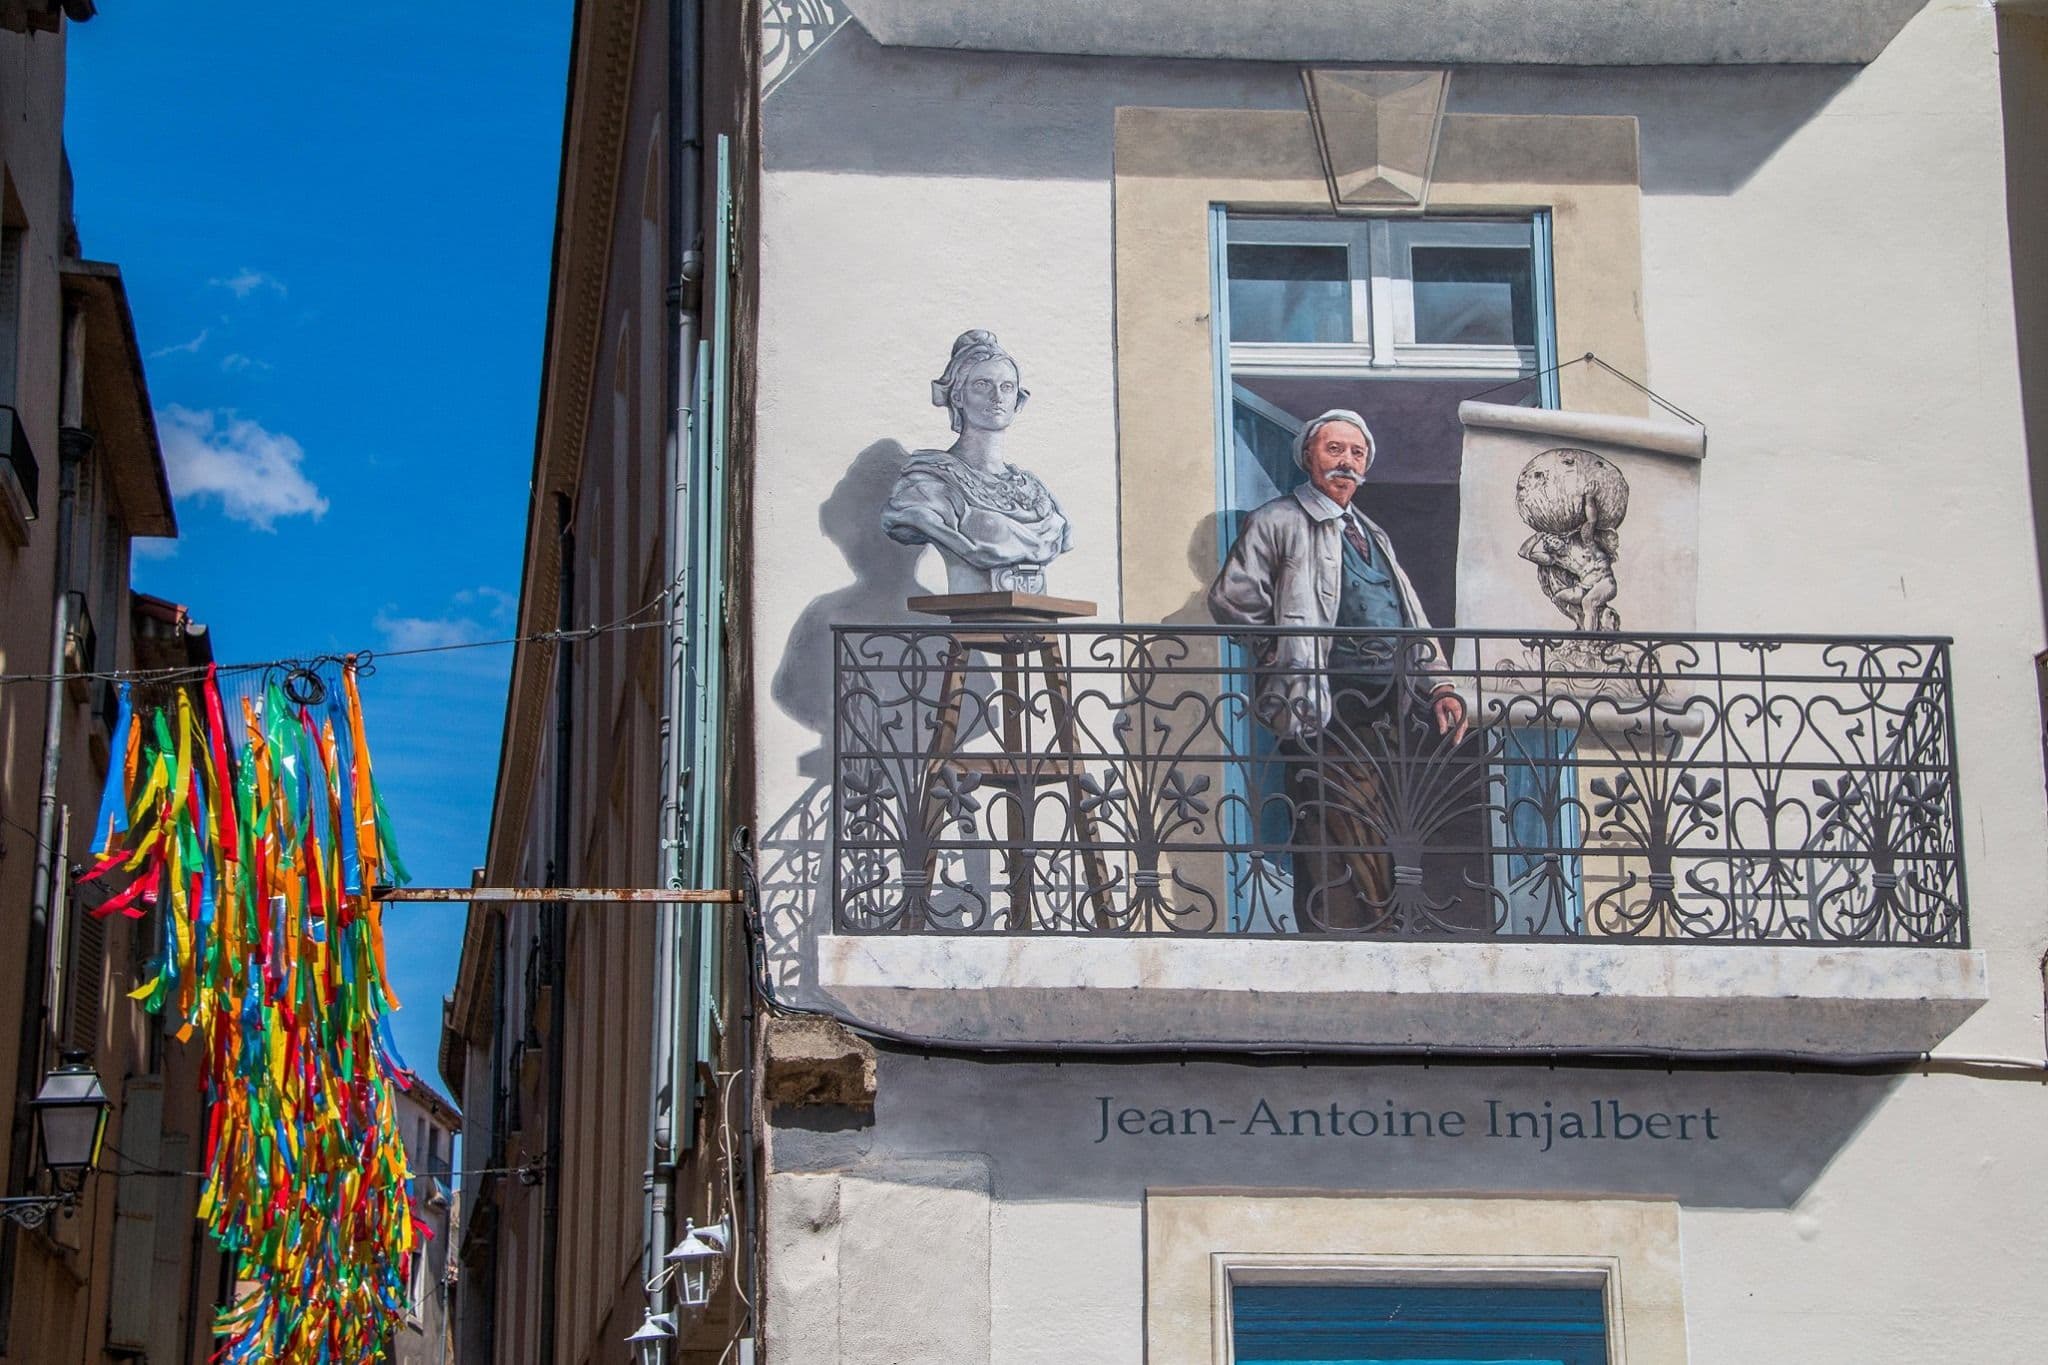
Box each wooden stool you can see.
[908,592,1115,931]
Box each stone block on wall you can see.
[766,1158,993,1363]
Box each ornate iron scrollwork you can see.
[833,625,1966,946]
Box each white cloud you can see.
[209,269,287,300]
[156,405,328,531]
[374,586,520,656]
[220,353,272,374]
[453,585,518,623]
[373,609,488,652]
[148,328,209,359]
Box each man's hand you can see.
[1431,685,1469,745]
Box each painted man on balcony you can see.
[1208,408,1468,931]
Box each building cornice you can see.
[447,0,644,1077]
[62,259,175,537]
[485,0,644,885]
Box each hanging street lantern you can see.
[0,1051,112,1229]
[663,1219,731,1309]
[624,1308,677,1365]
[32,1051,111,1176]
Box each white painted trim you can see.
[1382,343,1539,371]
[1228,342,1376,377]
[1212,1252,1625,1365]
[1458,400,1707,461]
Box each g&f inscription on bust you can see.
[1090,1093,1722,1153]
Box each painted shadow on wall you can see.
[763,439,931,994]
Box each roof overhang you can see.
[0,0,95,34]
[400,1074,464,1132]
[840,0,1933,65]
[62,259,176,538]
[440,881,499,1102]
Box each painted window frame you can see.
[1225,214,1543,380]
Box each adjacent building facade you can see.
[0,7,228,1362]
[390,1079,461,1365]
[450,1,2048,1361]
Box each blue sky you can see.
[65,6,571,1095]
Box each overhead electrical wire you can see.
[0,587,672,689]
[99,1140,545,1184]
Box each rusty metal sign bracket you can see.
[371,886,742,904]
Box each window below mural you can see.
[1231,1282,1610,1365]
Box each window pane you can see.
[1411,246,1534,347]
[1228,243,1352,344]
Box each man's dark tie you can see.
[1339,515,1374,564]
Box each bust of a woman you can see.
[880,329,1073,595]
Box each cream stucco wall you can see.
[750,2,2048,1360]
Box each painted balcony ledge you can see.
[814,933,1988,1055]
[838,0,1930,66]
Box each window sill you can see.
[815,933,1986,1055]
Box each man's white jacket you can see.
[1207,483,1434,740]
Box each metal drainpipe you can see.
[539,493,574,1365]
[0,294,88,1347]
[647,0,704,1344]
[478,913,504,1365]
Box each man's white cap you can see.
[1293,408,1376,473]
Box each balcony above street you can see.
[823,623,1987,1053]
[834,0,1931,66]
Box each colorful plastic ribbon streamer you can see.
[83,660,424,1364]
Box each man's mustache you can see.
[1323,467,1364,484]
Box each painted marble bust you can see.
[880,329,1072,595]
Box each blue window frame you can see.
[1232,1284,1609,1364]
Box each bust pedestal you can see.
[908,590,1097,624]
[900,591,1112,931]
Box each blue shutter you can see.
[1232,1284,1607,1365]
[1531,209,1561,410]
[690,135,735,1074]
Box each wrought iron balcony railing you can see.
[832,625,1966,945]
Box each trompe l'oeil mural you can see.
[1516,446,1629,636]
[1207,408,1473,931]
[1208,408,1468,744]
[1455,400,1705,672]
[835,325,1715,938]
[880,329,1073,595]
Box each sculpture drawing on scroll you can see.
[880,329,1072,595]
[1456,400,1704,686]
[1516,446,1629,635]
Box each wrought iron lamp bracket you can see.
[0,1189,78,1230]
